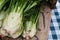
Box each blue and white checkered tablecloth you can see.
[48,0,60,40]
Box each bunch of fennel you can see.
[23,6,40,39]
[0,0,43,39]
[0,0,28,38]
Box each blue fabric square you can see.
[58,0,60,1]
[50,27,55,30]
[51,19,53,22]
[57,19,60,22]
[59,26,60,29]
[54,12,59,15]
[52,35,58,39]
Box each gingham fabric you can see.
[48,0,60,40]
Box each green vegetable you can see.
[23,6,40,39]
[1,0,28,38]
[0,0,42,39]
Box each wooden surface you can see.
[36,6,51,40]
[1,6,52,40]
